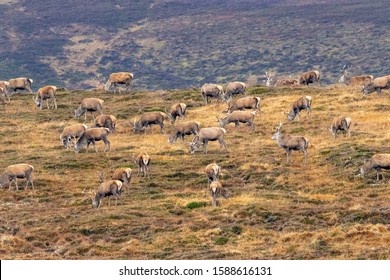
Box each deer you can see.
[209,180,228,207]
[224,81,246,100]
[0,164,34,190]
[130,112,169,133]
[362,75,390,95]
[112,168,132,193]
[85,172,123,208]
[105,72,133,93]
[205,163,221,184]
[33,85,57,110]
[330,116,352,138]
[284,96,312,122]
[224,96,261,114]
[0,81,11,102]
[133,152,151,178]
[74,98,104,121]
[188,127,227,154]
[168,121,201,144]
[75,128,110,153]
[360,154,390,181]
[167,103,187,124]
[60,124,88,149]
[94,115,117,133]
[201,83,224,105]
[299,70,321,85]
[7,77,34,94]
[338,65,374,86]
[217,111,256,130]
[271,122,309,164]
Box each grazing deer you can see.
[360,154,390,181]
[168,103,187,124]
[85,172,123,208]
[271,123,309,164]
[338,65,374,86]
[105,72,133,93]
[95,115,117,133]
[205,163,221,184]
[217,111,256,130]
[299,70,321,85]
[209,180,228,207]
[60,124,88,149]
[363,75,390,95]
[188,127,227,154]
[112,168,132,193]
[74,98,104,121]
[224,96,261,114]
[330,116,352,138]
[75,128,110,153]
[7,77,34,94]
[224,81,246,100]
[168,121,201,144]
[133,152,151,178]
[284,96,312,121]
[201,83,224,105]
[130,112,169,133]
[0,164,34,190]
[33,85,57,110]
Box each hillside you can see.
[0,85,390,260]
[0,0,389,90]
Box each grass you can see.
[0,84,390,260]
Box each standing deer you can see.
[168,121,201,144]
[130,112,169,133]
[74,98,104,121]
[217,111,256,130]
[205,163,221,184]
[201,83,224,105]
[75,128,110,153]
[299,70,321,85]
[112,168,132,193]
[271,123,309,164]
[168,103,187,124]
[85,172,123,208]
[338,65,374,86]
[0,164,34,190]
[209,180,228,207]
[330,116,352,138]
[133,152,151,178]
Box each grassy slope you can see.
[0,0,389,90]
[0,85,389,260]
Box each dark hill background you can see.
[0,0,389,90]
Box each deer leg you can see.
[303,150,308,164]
[54,98,57,109]
[46,99,49,109]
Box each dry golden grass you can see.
[0,85,389,260]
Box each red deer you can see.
[271,123,309,164]
[60,124,88,149]
[205,163,221,184]
[0,81,11,101]
[133,152,150,178]
[95,115,117,133]
[217,111,256,130]
[33,85,57,110]
[201,83,224,105]
[0,164,34,190]
[330,116,352,138]
[189,127,227,154]
[360,154,390,181]
[284,96,312,121]
[130,112,169,133]
[275,79,299,87]
[299,70,321,85]
[168,121,201,144]
[7,77,34,93]
[363,75,390,95]
[86,173,123,208]
[168,103,187,124]
[74,98,104,120]
[224,96,261,114]
[209,180,228,207]
[75,128,110,153]
[112,168,132,193]
[105,72,133,93]
[225,81,246,100]
[338,66,374,86]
